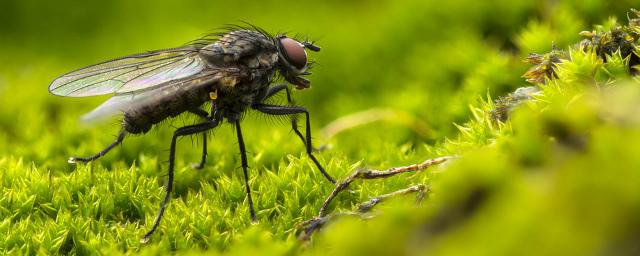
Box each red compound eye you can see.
[279,37,307,69]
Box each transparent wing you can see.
[81,71,222,122]
[49,47,208,97]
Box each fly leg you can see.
[68,130,126,164]
[235,121,257,221]
[262,84,310,149]
[264,84,293,102]
[192,133,207,170]
[188,107,213,169]
[252,103,336,184]
[141,118,221,243]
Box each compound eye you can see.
[279,37,307,70]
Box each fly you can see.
[48,25,335,242]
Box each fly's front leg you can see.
[252,103,336,184]
[141,118,220,243]
[262,84,309,148]
[68,129,126,164]
[264,84,294,103]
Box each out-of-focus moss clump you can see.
[524,8,640,84]
[307,81,640,255]
[306,8,640,256]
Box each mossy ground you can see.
[1,1,640,255]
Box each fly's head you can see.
[275,36,320,90]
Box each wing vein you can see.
[65,56,188,95]
[66,53,188,77]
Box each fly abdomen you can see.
[123,82,213,134]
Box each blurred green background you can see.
[1,0,640,255]
[0,0,635,161]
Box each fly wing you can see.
[80,70,223,122]
[49,47,208,97]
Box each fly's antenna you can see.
[303,42,321,52]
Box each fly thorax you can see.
[240,47,278,68]
[200,30,275,67]
[260,52,279,67]
[212,69,241,89]
[199,44,229,67]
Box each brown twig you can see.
[318,156,455,217]
[298,156,455,241]
[356,184,429,213]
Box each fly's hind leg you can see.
[68,130,126,164]
[189,102,217,170]
[191,133,207,170]
[188,108,211,169]
[141,118,220,243]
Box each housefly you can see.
[49,25,335,242]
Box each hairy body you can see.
[49,26,334,242]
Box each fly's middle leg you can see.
[68,129,126,164]
[235,120,257,222]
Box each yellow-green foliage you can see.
[1,1,640,255]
